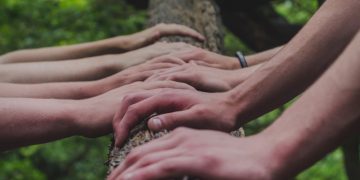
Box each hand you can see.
[112,88,239,146]
[88,56,186,97]
[146,62,243,92]
[108,128,276,180]
[75,81,195,138]
[163,47,240,69]
[120,42,199,69]
[123,23,205,50]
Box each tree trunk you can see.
[107,0,244,178]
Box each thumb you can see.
[148,110,196,131]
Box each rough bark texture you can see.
[107,0,244,178]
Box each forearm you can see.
[0,70,135,99]
[229,0,360,123]
[0,54,120,83]
[0,98,82,150]
[0,36,129,64]
[262,33,360,178]
[226,63,263,88]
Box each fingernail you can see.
[123,173,133,180]
[150,117,162,130]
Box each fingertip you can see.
[148,117,163,131]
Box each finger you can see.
[158,24,205,41]
[147,55,186,65]
[118,156,207,180]
[191,60,222,69]
[116,92,191,146]
[148,109,201,131]
[113,91,160,147]
[142,81,195,91]
[116,148,183,177]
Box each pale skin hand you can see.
[0,81,194,151]
[112,89,238,147]
[109,129,273,180]
[111,0,360,147]
[0,42,194,83]
[158,44,282,70]
[146,62,261,92]
[0,23,204,64]
[0,56,185,99]
[109,30,360,180]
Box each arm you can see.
[0,81,194,151]
[0,24,204,64]
[229,0,360,123]
[111,0,360,146]
[147,62,262,92]
[0,42,193,83]
[109,30,360,180]
[245,45,283,66]
[0,57,183,99]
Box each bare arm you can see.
[263,31,360,178]
[0,57,182,99]
[0,42,193,83]
[230,0,360,123]
[0,98,80,151]
[245,46,283,66]
[110,0,360,146]
[0,81,194,151]
[0,24,204,64]
[109,30,360,180]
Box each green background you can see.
[0,0,346,179]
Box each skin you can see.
[146,62,262,92]
[109,29,360,180]
[0,42,195,83]
[0,56,185,99]
[111,0,360,146]
[0,23,204,64]
[0,81,195,151]
[144,45,281,92]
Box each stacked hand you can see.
[108,128,276,180]
[118,23,205,51]
[75,81,195,138]
[146,62,251,92]
[112,88,240,147]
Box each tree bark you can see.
[107,0,244,178]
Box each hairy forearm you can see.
[0,36,129,64]
[263,32,360,178]
[0,98,81,150]
[229,0,360,123]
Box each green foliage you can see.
[0,0,347,179]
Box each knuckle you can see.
[200,153,219,169]
[122,94,136,104]
[126,105,140,116]
[195,106,209,117]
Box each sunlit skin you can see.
[109,28,360,180]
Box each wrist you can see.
[224,56,241,69]
[259,121,305,179]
